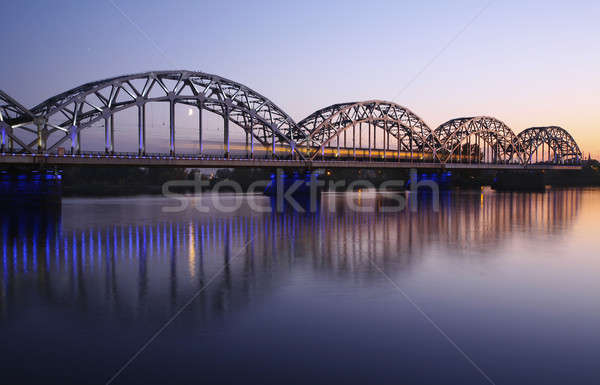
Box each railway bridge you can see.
[0,70,583,170]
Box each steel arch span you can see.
[434,117,524,164]
[517,126,582,164]
[297,100,439,161]
[0,90,39,153]
[2,71,306,159]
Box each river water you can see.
[1,188,599,384]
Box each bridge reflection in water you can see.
[0,189,582,321]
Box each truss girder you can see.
[434,117,524,163]
[517,126,582,164]
[22,71,305,158]
[0,90,39,153]
[297,100,438,160]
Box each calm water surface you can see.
[1,189,600,384]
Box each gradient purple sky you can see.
[1,0,598,156]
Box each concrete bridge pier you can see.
[262,169,323,213]
[492,170,546,191]
[263,169,320,197]
[409,170,455,190]
[0,167,62,207]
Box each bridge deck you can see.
[0,154,582,170]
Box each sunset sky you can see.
[1,0,599,157]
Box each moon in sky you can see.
[187,108,194,116]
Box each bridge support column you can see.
[352,122,356,159]
[383,121,388,160]
[368,123,372,160]
[104,116,114,154]
[0,122,6,152]
[138,104,146,155]
[359,122,362,156]
[397,127,401,162]
[169,99,175,156]
[494,142,498,164]
[35,120,47,153]
[110,115,115,154]
[373,123,377,159]
[8,125,14,153]
[249,116,254,159]
[409,134,413,163]
[69,125,79,155]
[271,124,276,159]
[1,122,8,153]
[198,102,203,155]
[468,136,471,164]
[223,106,230,159]
[476,135,480,163]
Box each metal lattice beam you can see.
[517,126,582,164]
[0,90,39,153]
[297,100,439,160]
[434,117,524,164]
[25,71,307,158]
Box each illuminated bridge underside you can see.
[0,70,584,168]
